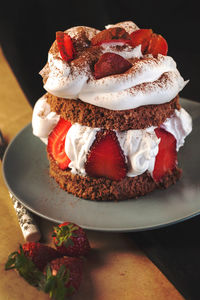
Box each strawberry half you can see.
[56,31,75,61]
[147,33,168,57]
[43,256,83,298]
[47,118,72,170]
[130,29,168,56]
[91,27,132,46]
[130,29,153,53]
[85,130,127,181]
[94,52,132,79]
[52,222,90,257]
[153,128,177,182]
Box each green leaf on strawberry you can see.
[43,257,83,299]
[44,264,72,300]
[52,222,90,257]
[5,245,45,288]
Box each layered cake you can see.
[32,21,192,201]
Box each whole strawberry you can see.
[43,256,83,299]
[5,243,60,288]
[22,242,61,271]
[52,222,90,257]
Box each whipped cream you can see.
[160,108,192,151]
[116,128,159,177]
[32,96,192,178]
[65,123,100,175]
[79,55,187,110]
[40,21,188,111]
[64,124,159,177]
[32,95,60,143]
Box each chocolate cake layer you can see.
[48,155,182,201]
[46,93,181,131]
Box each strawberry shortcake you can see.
[32,21,192,201]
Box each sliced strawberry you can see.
[130,29,153,53]
[94,52,132,79]
[130,29,168,56]
[147,33,168,56]
[153,128,177,182]
[91,27,132,46]
[85,131,127,181]
[47,118,72,170]
[56,31,75,61]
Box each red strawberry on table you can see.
[47,118,72,170]
[44,256,83,299]
[91,27,132,46]
[56,31,75,62]
[5,243,83,298]
[5,243,61,287]
[130,29,168,56]
[153,128,177,182]
[21,242,61,271]
[94,52,132,79]
[85,130,127,181]
[52,222,90,257]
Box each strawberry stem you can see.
[43,264,74,300]
[53,224,78,247]
[5,245,45,289]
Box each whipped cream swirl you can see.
[65,124,159,177]
[32,95,60,143]
[116,128,159,177]
[65,124,100,175]
[160,108,192,151]
[40,21,188,111]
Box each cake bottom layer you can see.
[48,156,182,201]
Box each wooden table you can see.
[0,47,184,300]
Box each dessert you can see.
[32,21,192,201]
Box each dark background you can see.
[1,0,200,106]
[1,3,200,298]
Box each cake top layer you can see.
[40,21,188,111]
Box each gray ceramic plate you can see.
[2,98,200,231]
